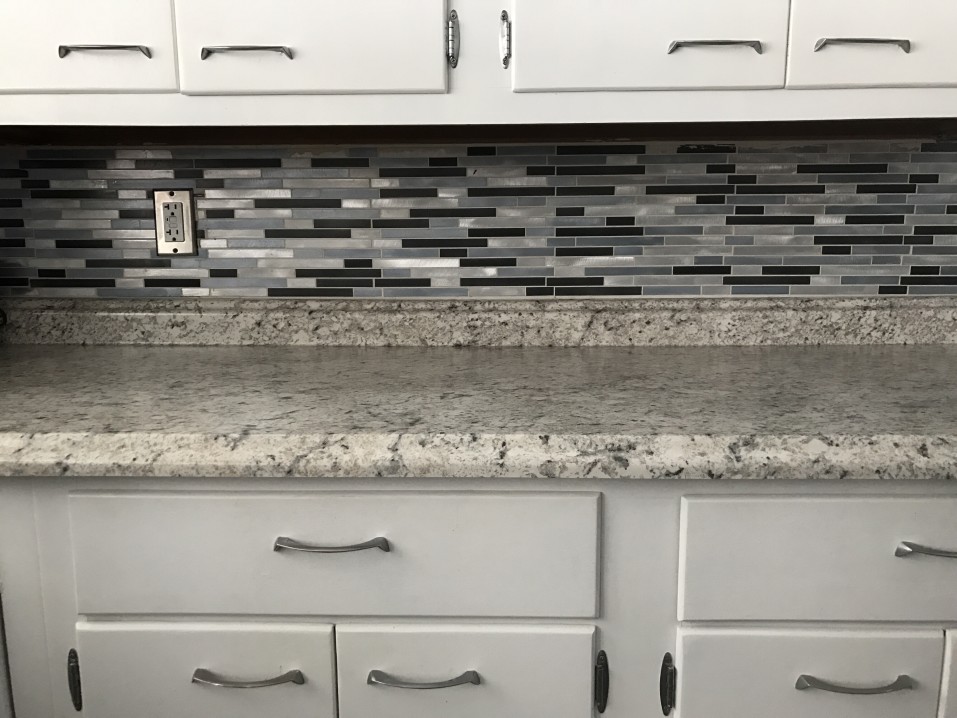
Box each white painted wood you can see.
[336,624,595,718]
[788,0,957,88]
[173,0,448,95]
[76,621,336,718]
[70,491,600,617]
[679,497,957,621]
[511,0,789,91]
[0,0,177,93]
[941,632,957,718]
[676,628,944,718]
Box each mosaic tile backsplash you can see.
[2,139,957,298]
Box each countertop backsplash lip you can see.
[2,296,957,346]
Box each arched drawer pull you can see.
[200,45,294,61]
[59,45,152,59]
[668,40,763,55]
[814,38,911,53]
[192,668,305,689]
[273,536,391,553]
[896,541,957,559]
[795,674,914,695]
[368,670,481,690]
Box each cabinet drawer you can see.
[677,628,944,718]
[76,622,336,718]
[70,492,600,617]
[0,0,177,93]
[512,0,789,91]
[679,497,957,621]
[174,0,449,95]
[336,624,595,718]
[788,0,957,88]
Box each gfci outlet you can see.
[153,189,197,256]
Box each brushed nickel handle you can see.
[796,674,914,695]
[447,10,460,68]
[273,536,391,553]
[668,40,763,55]
[200,45,294,60]
[814,38,911,53]
[500,10,512,68]
[192,668,304,689]
[368,670,481,690]
[58,44,152,59]
[896,541,957,559]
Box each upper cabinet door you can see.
[0,0,177,93]
[788,0,957,88]
[511,0,789,92]
[174,0,450,95]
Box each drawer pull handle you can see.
[200,46,294,61]
[191,668,304,689]
[814,38,911,53]
[668,40,763,55]
[368,669,481,690]
[795,674,914,695]
[58,44,152,59]
[273,536,391,553]
[896,541,957,559]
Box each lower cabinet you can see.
[75,622,337,718]
[676,627,945,718]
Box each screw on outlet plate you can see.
[153,189,197,256]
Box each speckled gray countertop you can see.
[1,344,955,480]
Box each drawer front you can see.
[71,492,600,617]
[76,622,336,718]
[336,624,595,718]
[787,0,957,88]
[174,0,448,95]
[679,497,957,621]
[0,0,177,93]
[677,628,944,718]
[512,0,789,91]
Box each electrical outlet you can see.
[153,189,197,256]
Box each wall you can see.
[1,138,956,298]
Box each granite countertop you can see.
[0,344,955,480]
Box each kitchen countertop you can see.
[1,344,955,480]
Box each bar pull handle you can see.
[200,45,294,60]
[274,536,391,553]
[795,674,914,695]
[814,38,911,53]
[668,40,763,55]
[58,45,152,59]
[368,669,481,690]
[896,541,957,559]
[501,10,512,68]
[192,668,305,689]
[447,10,460,68]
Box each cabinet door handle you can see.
[795,674,914,695]
[273,536,391,553]
[896,541,957,559]
[368,669,481,690]
[58,45,152,59]
[447,10,460,68]
[814,38,911,53]
[668,40,763,55]
[192,668,305,689]
[200,45,294,61]
[500,10,512,68]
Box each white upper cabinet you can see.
[0,0,177,93]
[173,0,450,95]
[787,0,957,88]
[510,0,790,91]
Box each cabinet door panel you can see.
[76,622,336,718]
[336,624,595,718]
[512,0,789,91]
[0,0,177,92]
[174,0,449,95]
[788,0,957,88]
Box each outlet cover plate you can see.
[153,189,197,256]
